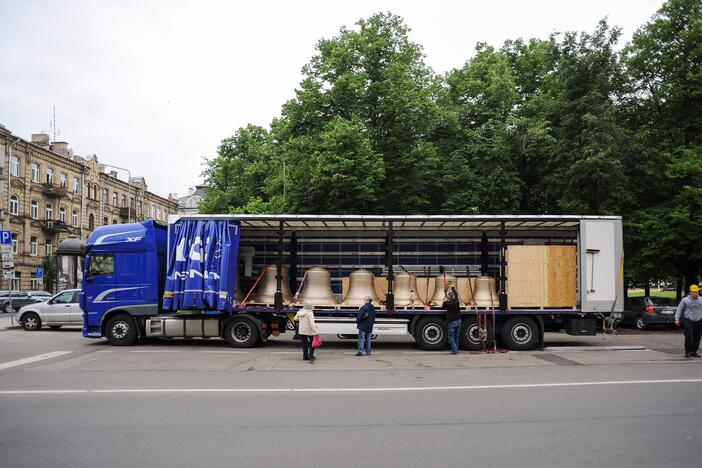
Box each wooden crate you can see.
[506,246,576,308]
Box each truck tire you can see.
[414,316,447,351]
[224,317,260,348]
[22,312,42,331]
[501,316,538,351]
[460,317,494,350]
[105,314,138,346]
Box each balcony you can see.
[42,220,69,233]
[119,207,137,219]
[42,183,68,198]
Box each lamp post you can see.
[103,164,132,223]
[271,140,285,208]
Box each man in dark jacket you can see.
[356,296,376,356]
[442,287,461,354]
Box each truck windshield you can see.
[88,254,114,276]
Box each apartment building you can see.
[0,123,178,291]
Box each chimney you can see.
[32,133,50,147]
[109,170,118,178]
[50,141,69,156]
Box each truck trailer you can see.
[81,214,624,351]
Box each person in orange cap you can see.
[675,285,702,358]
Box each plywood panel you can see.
[546,246,576,307]
[506,245,576,308]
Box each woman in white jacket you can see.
[294,303,319,361]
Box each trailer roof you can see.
[169,214,620,230]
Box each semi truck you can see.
[81,214,624,351]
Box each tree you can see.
[42,255,57,294]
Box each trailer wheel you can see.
[501,316,538,351]
[460,317,494,350]
[224,318,260,348]
[414,317,447,350]
[105,314,138,346]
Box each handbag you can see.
[312,335,323,348]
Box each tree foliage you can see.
[201,2,702,286]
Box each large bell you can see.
[473,275,497,307]
[298,267,339,306]
[253,264,294,304]
[342,269,381,306]
[428,274,458,305]
[393,271,422,306]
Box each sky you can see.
[0,0,664,199]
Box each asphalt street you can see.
[1,314,700,468]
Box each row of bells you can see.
[248,265,497,307]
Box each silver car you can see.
[15,289,82,331]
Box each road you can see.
[1,315,700,468]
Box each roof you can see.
[168,214,621,231]
[85,220,165,252]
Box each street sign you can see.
[36,267,44,279]
[2,261,14,270]
[1,252,12,262]
[3,270,14,279]
[0,245,12,253]
[0,230,12,245]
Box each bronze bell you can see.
[393,271,422,306]
[253,264,294,304]
[473,275,497,307]
[342,269,381,306]
[429,274,458,305]
[298,266,339,306]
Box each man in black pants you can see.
[675,285,702,359]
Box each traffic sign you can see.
[36,267,44,279]
[2,261,14,270]
[0,245,12,253]
[1,252,12,262]
[0,230,12,245]
[3,270,14,279]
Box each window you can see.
[88,213,94,230]
[102,188,108,203]
[11,273,20,291]
[112,219,117,224]
[157,208,161,220]
[46,167,54,183]
[130,197,134,208]
[145,204,150,218]
[60,173,67,187]
[30,200,39,219]
[30,236,37,256]
[59,207,66,223]
[11,233,17,255]
[45,203,53,220]
[121,195,126,207]
[31,163,40,182]
[73,177,79,194]
[137,201,142,214]
[103,217,108,226]
[9,195,18,215]
[112,192,118,207]
[88,254,114,276]
[10,155,19,177]
[53,290,74,304]
[30,273,41,290]
[72,209,79,227]
[46,239,53,256]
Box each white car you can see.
[15,289,82,331]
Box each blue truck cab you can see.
[81,220,167,344]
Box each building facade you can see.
[177,184,205,215]
[0,124,178,292]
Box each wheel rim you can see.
[111,321,130,340]
[511,323,532,344]
[422,323,443,344]
[465,324,486,345]
[231,322,253,343]
[25,316,38,329]
[635,318,646,329]
[5,304,12,313]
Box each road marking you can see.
[198,350,249,354]
[95,350,114,353]
[130,350,181,353]
[0,351,72,371]
[2,378,701,395]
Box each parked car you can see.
[0,291,48,313]
[621,296,678,330]
[15,289,82,331]
[27,291,53,302]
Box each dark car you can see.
[0,291,52,313]
[621,296,678,330]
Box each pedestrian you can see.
[443,286,461,354]
[675,285,702,359]
[294,302,319,361]
[356,296,376,356]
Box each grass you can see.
[627,289,677,299]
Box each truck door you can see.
[83,253,115,329]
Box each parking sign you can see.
[0,230,11,245]
[36,267,44,279]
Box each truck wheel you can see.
[460,317,494,350]
[634,315,647,330]
[105,314,138,346]
[22,313,42,331]
[501,316,538,351]
[224,318,260,348]
[414,317,447,350]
